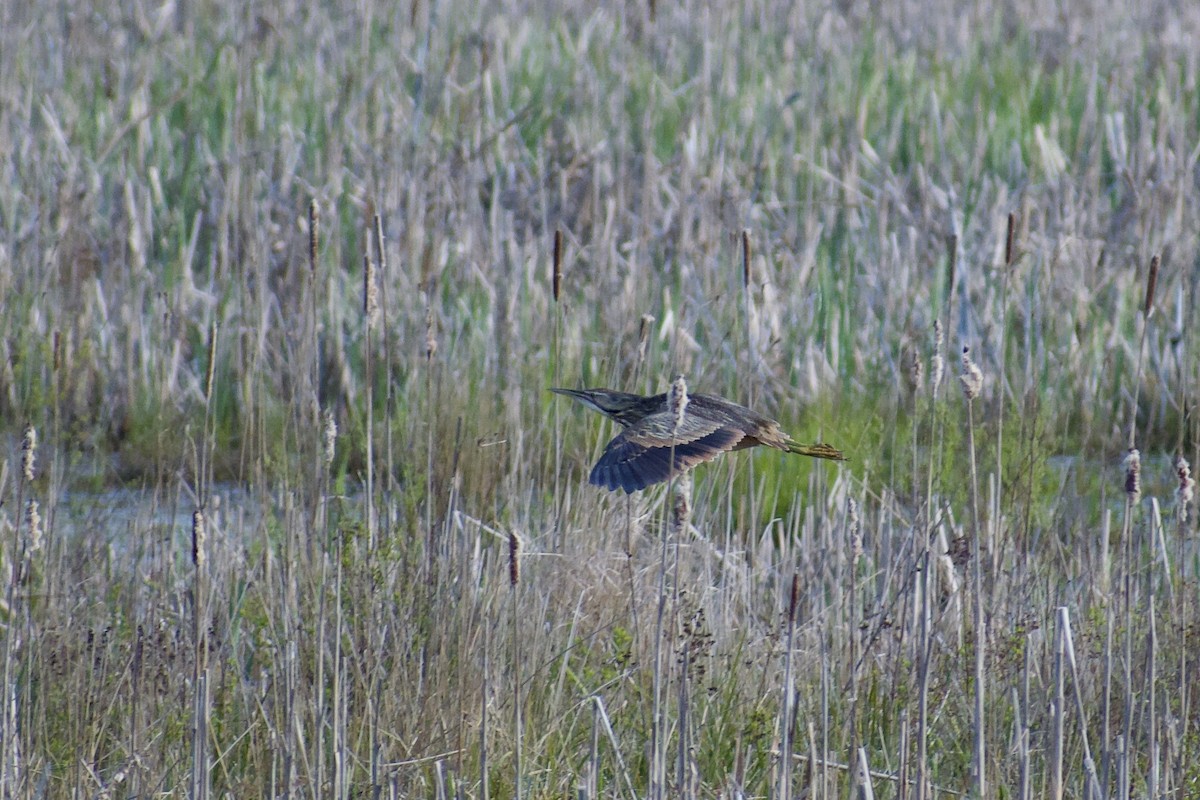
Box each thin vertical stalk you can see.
[509,533,522,800]
[552,229,564,547]
[777,572,799,800]
[652,376,688,800]
[741,230,757,532]
[190,509,210,800]
[364,244,378,549]
[960,347,985,798]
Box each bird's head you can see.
[550,387,656,427]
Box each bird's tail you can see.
[786,441,848,461]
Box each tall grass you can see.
[1,0,1199,797]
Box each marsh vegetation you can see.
[1,0,1198,797]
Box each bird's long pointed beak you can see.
[550,387,601,413]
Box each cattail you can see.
[323,408,338,467]
[192,508,207,569]
[931,320,945,392]
[308,199,319,276]
[741,230,752,289]
[902,342,924,396]
[552,229,563,303]
[363,252,379,323]
[424,304,437,361]
[668,374,689,429]
[22,424,37,482]
[788,571,800,627]
[27,500,42,553]
[508,531,521,587]
[53,329,62,372]
[1004,212,1017,267]
[959,346,983,400]
[672,474,692,537]
[1123,449,1141,502]
[204,322,218,401]
[1177,457,1195,522]
[1144,254,1160,316]
[946,234,958,300]
[848,497,862,564]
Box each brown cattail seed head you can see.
[308,199,319,275]
[192,508,207,569]
[508,532,520,587]
[27,500,42,553]
[323,409,338,467]
[1004,212,1017,267]
[788,572,800,625]
[552,229,563,303]
[53,329,62,372]
[741,229,752,289]
[1177,457,1195,522]
[959,346,983,400]
[669,374,689,429]
[22,424,37,482]
[902,343,924,396]
[1144,253,1160,316]
[930,320,945,392]
[1123,449,1141,502]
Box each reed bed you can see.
[1,0,1199,797]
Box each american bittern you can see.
[551,387,846,493]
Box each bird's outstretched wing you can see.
[589,412,746,493]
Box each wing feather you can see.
[589,412,747,493]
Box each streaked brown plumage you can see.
[551,387,846,493]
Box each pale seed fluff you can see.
[192,508,207,569]
[323,408,338,467]
[27,500,42,553]
[1177,457,1195,522]
[672,473,692,536]
[848,497,863,563]
[1123,449,1141,502]
[22,424,37,482]
[959,346,983,400]
[669,374,689,429]
[930,320,945,392]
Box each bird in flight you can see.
[551,387,846,493]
